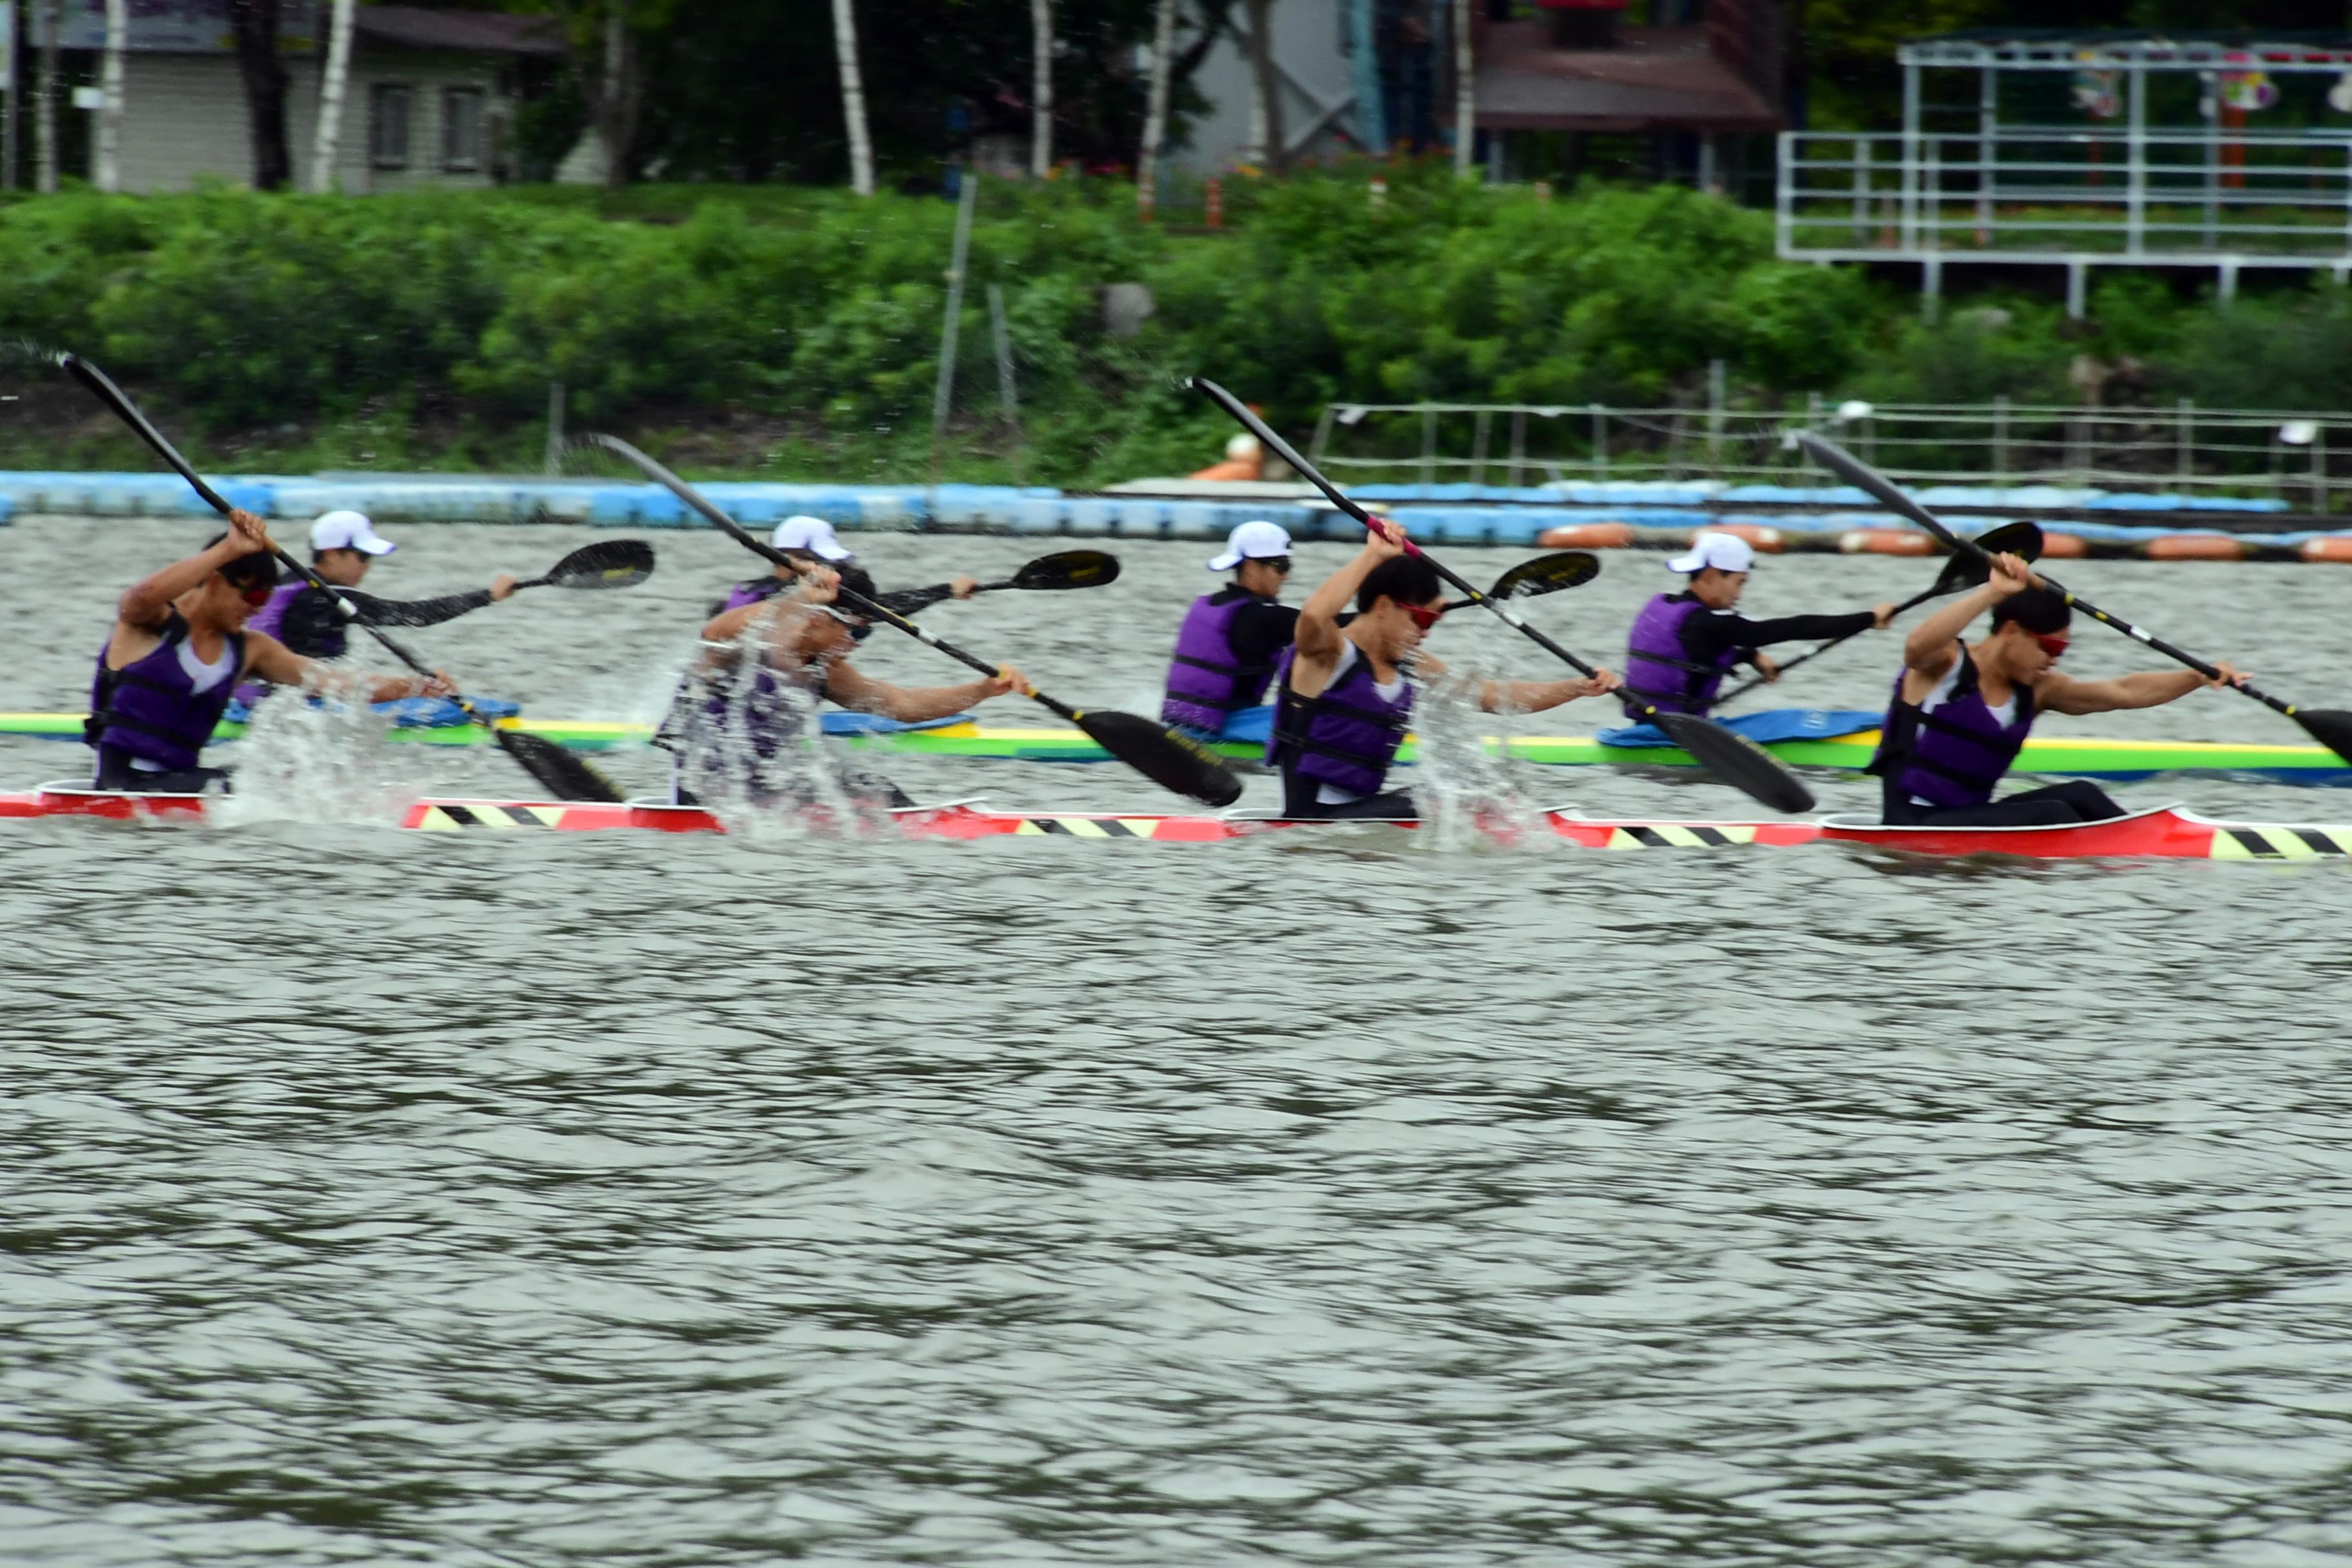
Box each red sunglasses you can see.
[2030,631,2070,658]
[1398,601,1446,632]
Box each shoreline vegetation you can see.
[6,166,2352,487]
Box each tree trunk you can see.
[1451,0,1473,175]
[1135,0,1176,212]
[34,0,53,192]
[1244,0,1284,175]
[5,0,19,192]
[94,0,124,192]
[1028,0,1051,177]
[830,0,873,195]
[593,1,638,193]
[309,0,354,191]
[226,0,290,190]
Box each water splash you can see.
[212,680,424,828]
[1407,662,1556,853]
[658,614,890,842]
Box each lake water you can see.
[5,513,2351,1565]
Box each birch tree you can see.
[34,0,55,193]
[94,0,124,192]
[1451,0,1473,175]
[1244,0,1283,175]
[310,0,354,191]
[831,0,873,195]
[1029,0,1050,176]
[1135,0,1177,212]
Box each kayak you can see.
[5,709,2347,785]
[6,785,2347,861]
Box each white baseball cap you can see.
[1208,520,1292,572]
[770,514,854,562]
[1667,531,1754,574]
[311,509,396,556]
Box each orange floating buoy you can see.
[2298,536,2352,563]
[1537,522,1635,549]
[1838,529,1936,556]
[1701,523,1785,553]
[2144,534,2242,562]
[2037,531,2090,558]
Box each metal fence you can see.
[1306,395,2352,511]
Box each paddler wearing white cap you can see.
[1159,520,1300,743]
[245,510,518,665]
[712,516,979,619]
[1619,531,1897,720]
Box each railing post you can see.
[1420,404,1437,489]
[1852,138,1870,246]
[2176,397,2193,488]
[1590,403,1607,484]
[2125,60,2147,257]
[1706,358,1725,478]
[1470,408,1491,487]
[1993,393,2008,487]
[1507,409,1526,489]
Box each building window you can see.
[370,84,413,169]
[442,88,485,172]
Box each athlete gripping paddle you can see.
[1273,521,1620,821]
[1872,551,2244,827]
[88,511,453,793]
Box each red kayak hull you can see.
[3,789,2344,861]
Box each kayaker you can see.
[663,560,1024,807]
[713,516,979,620]
[1161,520,1300,743]
[248,510,518,663]
[1271,521,1621,821]
[1871,551,2244,827]
[90,511,453,793]
[1622,532,1897,719]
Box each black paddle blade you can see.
[1651,711,1818,814]
[493,729,624,803]
[1492,551,1600,600]
[544,538,656,589]
[1934,521,2043,592]
[1012,550,1121,591]
[2293,709,2352,766]
[1068,708,1244,807]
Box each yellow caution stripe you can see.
[411,803,569,832]
[2210,825,2352,860]
[1602,824,1760,850]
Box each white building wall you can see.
[109,48,513,193]
[1173,0,1359,173]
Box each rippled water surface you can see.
[6,514,2352,1564]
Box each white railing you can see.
[1778,127,2352,268]
[1309,397,2352,512]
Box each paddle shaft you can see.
[1796,434,2302,720]
[587,436,1086,720]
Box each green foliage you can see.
[5,170,2350,484]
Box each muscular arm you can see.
[1291,540,1391,700]
[346,587,496,630]
[243,632,428,704]
[823,660,1002,723]
[118,536,255,631]
[1417,653,1618,716]
[1684,609,1878,665]
[2035,667,2209,716]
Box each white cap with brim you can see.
[770,514,855,562]
[311,509,396,556]
[1208,519,1292,572]
[1667,531,1754,574]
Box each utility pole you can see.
[3,0,18,193]
[1136,0,1175,214]
[928,169,978,482]
[34,0,54,193]
[95,0,125,193]
[1029,0,1051,177]
[831,0,874,195]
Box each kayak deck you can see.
[8,787,2349,861]
[4,710,2347,785]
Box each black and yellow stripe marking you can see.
[413,803,570,832]
[1602,824,1759,850]
[2211,825,2352,861]
[1010,816,1164,839]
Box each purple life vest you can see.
[717,576,789,616]
[87,611,248,772]
[1162,591,1280,731]
[1266,643,1414,799]
[1622,593,1741,716]
[1868,643,2037,810]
